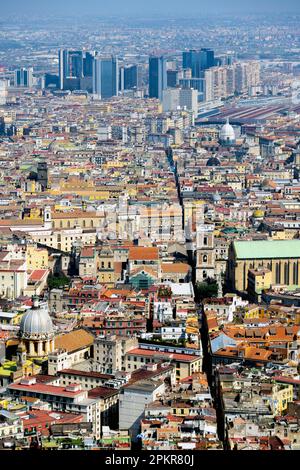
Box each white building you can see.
[119,379,166,440]
[162,88,198,116]
[0,80,8,105]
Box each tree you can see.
[47,273,70,290]
[195,278,218,302]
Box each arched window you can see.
[203,255,208,263]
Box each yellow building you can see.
[272,384,293,414]
[247,268,272,302]
[26,246,49,271]
[125,348,202,381]
[51,210,101,230]
[97,246,115,286]
[183,200,205,229]
[227,240,300,293]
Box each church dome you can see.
[219,118,236,144]
[19,298,54,341]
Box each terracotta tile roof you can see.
[128,246,159,261]
[20,409,82,431]
[52,210,97,219]
[161,263,190,274]
[130,266,158,278]
[54,329,94,353]
[28,269,49,282]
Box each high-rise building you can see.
[202,61,260,102]
[59,50,95,91]
[45,73,59,89]
[93,56,119,99]
[200,48,215,70]
[119,66,125,93]
[59,49,68,90]
[183,49,215,78]
[149,56,167,100]
[182,50,201,78]
[167,70,179,88]
[162,87,198,116]
[83,52,94,77]
[124,65,139,90]
[179,77,205,94]
[235,62,260,94]
[0,80,8,105]
[59,49,83,90]
[14,68,34,87]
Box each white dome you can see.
[219,118,236,143]
[19,300,54,340]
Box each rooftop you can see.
[234,240,300,260]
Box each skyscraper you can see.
[93,56,119,99]
[14,68,34,87]
[0,80,8,105]
[83,52,94,78]
[119,65,141,93]
[59,49,83,90]
[167,70,179,88]
[182,50,201,78]
[59,49,95,92]
[149,56,167,100]
[200,48,215,70]
[182,49,215,78]
[59,49,68,90]
[124,65,140,90]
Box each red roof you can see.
[8,381,85,398]
[128,247,159,261]
[127,348,200,362]
[28,269,49,282]
[20,409,82,432]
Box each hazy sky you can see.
[3,0,300,17]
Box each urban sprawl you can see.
[0,14,299,451]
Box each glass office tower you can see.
[93,56,119,99]
[149,56,167,100]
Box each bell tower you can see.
[196,223,215,283]
[44,205,52,229]
[37,160,48,191]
